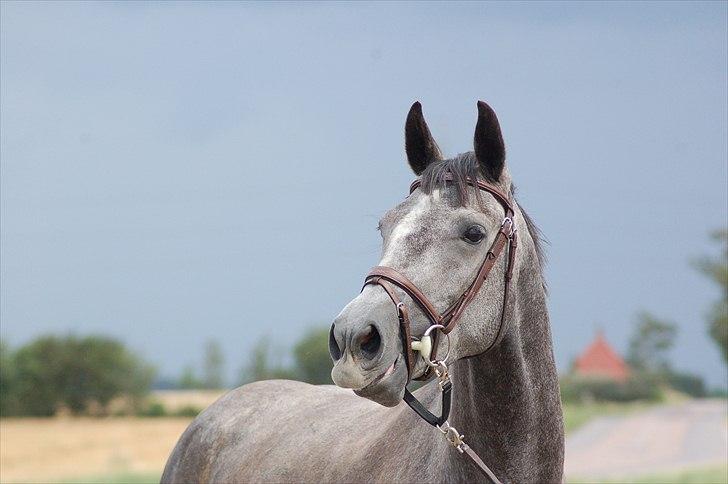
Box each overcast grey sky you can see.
[1,1,726,386]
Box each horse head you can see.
[329,101,522,407]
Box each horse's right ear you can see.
[405,102,442,175]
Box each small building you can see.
[573,331,630,382]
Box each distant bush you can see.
[0,335,155,417]
[292,327,333,385]
[0,341,21,416]
[666,370,707,398]
[173,405,202,417]
[138,401,168,417]
[238,338,298,385]
[706,387,728,398]
[238,327,333,386]
[560,373,661,404]
[134,401,201,418]
[174,340,227,390]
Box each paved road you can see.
[565,399,728,480]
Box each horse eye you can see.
[463,225,486,244]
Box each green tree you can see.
[0,340,21,416]
[292,327,333,384]
[3,335,154,416]
[202,340,225,389]
[178,365,203,390]
[626,311,677,374]
[694,229,728,364]
[238,337,296,384]
[666,370,706,398]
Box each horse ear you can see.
[405,102,442,175]
[474,101,506,182]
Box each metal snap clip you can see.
[438,421,465,453]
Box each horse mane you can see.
[417,152,548,285]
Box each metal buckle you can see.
[438,421,465,453]
[396,302,406,323]
[501,217,516,238]
[432,361,450,391]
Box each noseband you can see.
[362,173,517,484]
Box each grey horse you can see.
[162,101,564,483]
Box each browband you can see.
[409,176,514,214]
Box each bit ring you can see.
[423,324,451,366]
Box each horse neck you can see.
[447,249,565,483]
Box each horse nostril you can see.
[329,323,342,361]
[358,325,381,359]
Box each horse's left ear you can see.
[474,101,506,182]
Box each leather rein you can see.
[362,174,517,484]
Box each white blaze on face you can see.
[380,193,432,266]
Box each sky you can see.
[1,1,726,387]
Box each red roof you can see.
[573,332,630,382]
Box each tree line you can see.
[166,327,333,391]
[562,229,727,403]
[0,326,334,417]
[1,230,724,416]
[0,335,154,416]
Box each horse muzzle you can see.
[329,291,409,406]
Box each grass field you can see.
[0,390,229,484]
[60,473,159,484]
[0,417,192,483]
[562,401,653,433]
[147,390,224,414]
[569,465,728,483]
[53,465,728,484]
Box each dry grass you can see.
[0,391,227,483]
[0,417,193,483]
[148,390,225,412]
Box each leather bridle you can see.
[361,173,518,484]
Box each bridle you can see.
[362,173,518,484]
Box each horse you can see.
[161,101,564,483]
